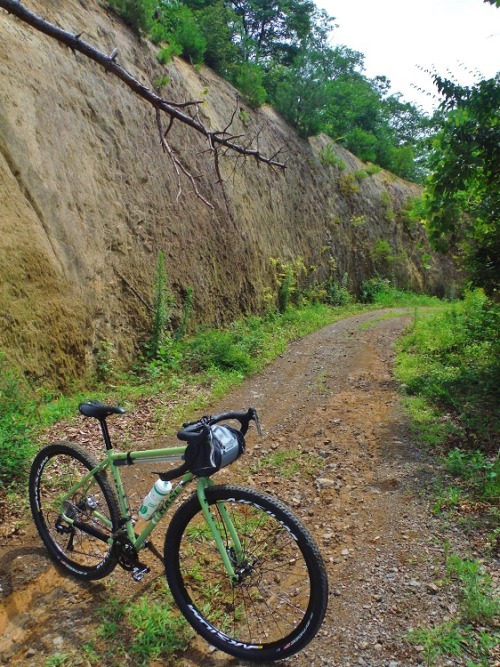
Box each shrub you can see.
[325,273,351,306]
[151,2,206,64]
[107,0,153,33]
[370,239,395,264]
[234,63,267,108]
[186,330,255,374]
[359,277,391,304]
[0,354,37,489]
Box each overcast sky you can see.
[314,0,500,113]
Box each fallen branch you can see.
[0,0,286,189]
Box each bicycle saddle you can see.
[79,400,126,420]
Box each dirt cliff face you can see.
[0,0,456,387]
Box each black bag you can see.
[184,425,245,477]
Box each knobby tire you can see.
[164,484,328,661]
[29,442,120,580]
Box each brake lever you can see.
[251,408,263,438]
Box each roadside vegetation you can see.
[395,292,499,666]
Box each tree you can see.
[152,1,207,64]
[226,0,318,64]
[108,0,155,33]
[424,73,500,295]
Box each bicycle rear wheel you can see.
[164,484,328,662]
[29,443,120,580]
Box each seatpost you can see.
[98,418,113,450]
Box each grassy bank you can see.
[395,289,499,532]
[395,289,499,667]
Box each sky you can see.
[314,0,500,113]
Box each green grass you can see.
[396,290,499,449]
[47,585,192,667]
[407,554,499,667]
[250,447,323,478]
[446,555,500,624]
[394,290,499,542]
[360,277,444,307]
[0,353,38,490]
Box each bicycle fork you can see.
[196,479,244,585]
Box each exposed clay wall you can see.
[0,1,456,386]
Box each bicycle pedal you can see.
[131,564,150,582]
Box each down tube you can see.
[196,479,243,582]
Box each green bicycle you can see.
[29,400,328,662]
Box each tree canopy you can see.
[423,72,500,295]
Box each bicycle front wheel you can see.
[164,484,328,661]
[29,443,120,580]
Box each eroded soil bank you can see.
[0,311,495,666]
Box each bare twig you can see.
[0,0,287,173]
[156,109,215,209]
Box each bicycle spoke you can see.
[29,444,119,580]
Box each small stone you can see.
[426,583,439,595]
[317,478,337,489]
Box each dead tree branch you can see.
[155,109,215,209]
[0,0,287,178]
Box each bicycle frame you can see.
[58,443,243,581]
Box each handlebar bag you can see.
[184,425,245,477]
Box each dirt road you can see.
[0,310,473,666]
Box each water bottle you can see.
[138,479,172,520]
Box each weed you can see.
[444,449,499,502]
[360,278,442,307]
[94,340,116,383]
[251,448,322,478]
[319,143,346,170]
[148,251,175,359]
[127,596,192,664]
[269,257,307,312]
[370,239,395,264]
[396,290,500,450]
[153,75,170,91]
[338,173,360,196]
[0,353,38,489]
[238,108,250,125]
[407,620,465,666]
[325,272,351,306]
[446,555,500,624]
[186,329,255,375]
[349,214,366,227]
